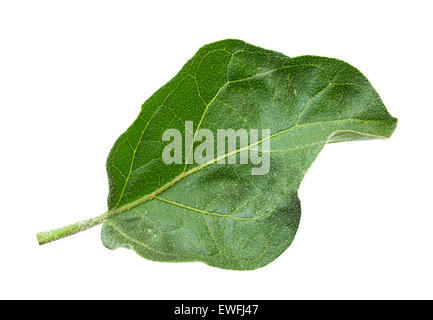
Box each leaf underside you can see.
[101,39,397,270]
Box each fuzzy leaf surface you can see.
[102,39,397,270]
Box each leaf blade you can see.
[102,39,396,270]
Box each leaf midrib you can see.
[108,117,393,219]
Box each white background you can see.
[1,0,432,299]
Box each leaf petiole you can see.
[36,211,112,245]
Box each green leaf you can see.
[100,39,396,270]
[36,39,397,270]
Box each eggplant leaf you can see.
[37,39,397,270]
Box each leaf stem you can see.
[36,211,112,245]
